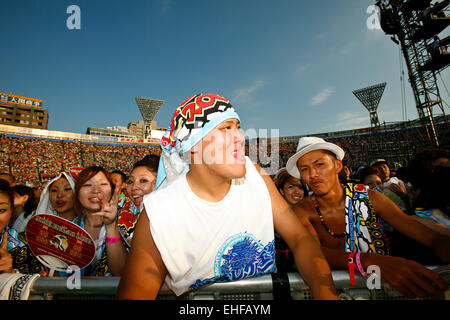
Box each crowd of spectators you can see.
[0,119,448,299]
[0,134,160,188]
[274,124,449,173]
[1,121,448,188]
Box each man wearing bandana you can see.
[117,94,338,300]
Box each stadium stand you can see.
[0,132,160,188]
[0,115,448,187]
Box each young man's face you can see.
[373,163,390,182]
[296,150,342,196]
[192,118,246,179]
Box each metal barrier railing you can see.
[28,265,450,300]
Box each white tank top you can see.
[143,157,275,296]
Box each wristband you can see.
[347,252,356,285]
[105,236,120,244]
[355,252,368,277]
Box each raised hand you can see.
[92,187,120,226]
[387,182,407,199]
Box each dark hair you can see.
[111,169,127,184]
[275,169,307,194]
[12,185,37,218]
[74,166,115,217]
[0,179,14,211]
[132,154,160,174]
[0,172,16,185]
[415,165,450,213]
[358,167,380,185]
[408,148,450,189]
[395,166,409,183]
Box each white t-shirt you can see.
[143,156,276,296]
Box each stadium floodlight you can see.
[135,97,165,138]
[352,82,387,128]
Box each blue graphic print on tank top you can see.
[189,232,275,290]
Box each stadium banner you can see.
[150,129,165,140]
[117,137,160,144]
[0,123,162,144]
[354,127,374,134]
[0,92,42,108]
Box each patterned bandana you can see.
[155,94,240,189]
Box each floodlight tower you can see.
[353,82,387,128]
[135,97,165,139]
[375,0,450,147]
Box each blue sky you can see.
[1,0,449,137]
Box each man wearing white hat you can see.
[287,136,450,299]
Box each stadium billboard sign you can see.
[117,137,160,144]
[0,92,43,108]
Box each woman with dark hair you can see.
[73,166,126,276]
[0,179,14,274]
[275,168,307,208]
[117,154,160,248]
[126,154,160,209]
[274,169,309,273]
[0,180,44,274]
[358,166,383,192]
[10,185,37,233]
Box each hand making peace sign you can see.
[92,186,120,226]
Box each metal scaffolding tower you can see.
[376,0,450,146]
[353,82,387,128]
[135,97,165,138]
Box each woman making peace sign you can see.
[73,166,127,276]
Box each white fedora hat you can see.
[286,136,345,179]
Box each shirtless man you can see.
[117,95,338,300]
[287,136,450,299]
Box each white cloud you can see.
[337,112,368,125]
[231,79,268,106]
[318,111,369,132]
[309,87,336,106]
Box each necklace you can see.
[311,196,346,239]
